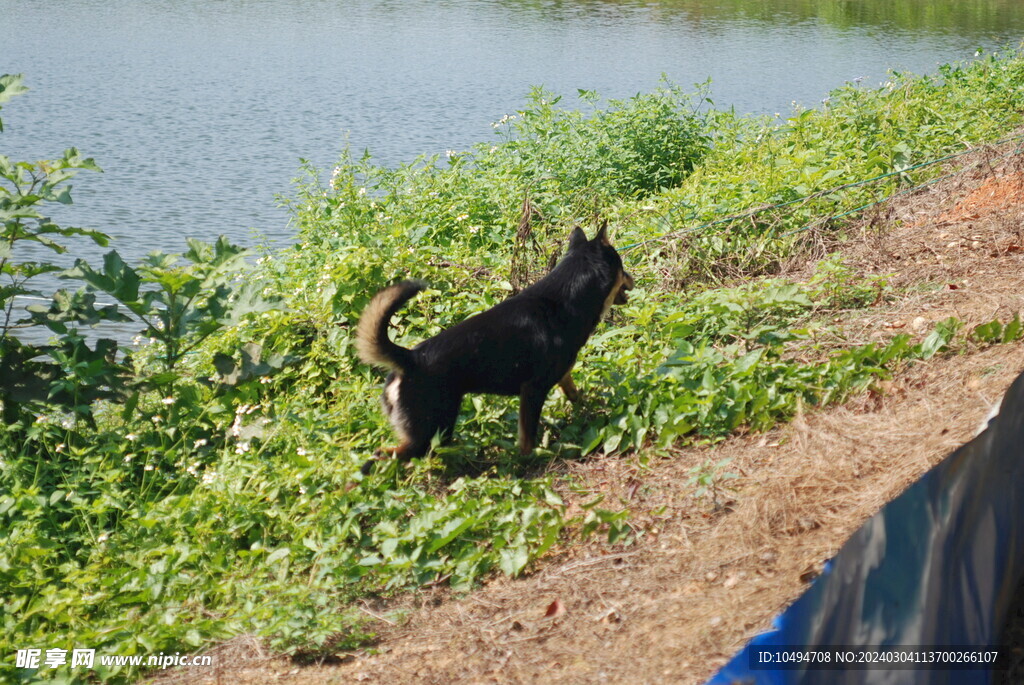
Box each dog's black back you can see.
[356,224,632,461]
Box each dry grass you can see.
[147,138,1024,685]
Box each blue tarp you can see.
[708,369,1024,684]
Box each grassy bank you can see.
[2,48,1024,682]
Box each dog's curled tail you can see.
[355,279,427,373]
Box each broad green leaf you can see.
[266,548,291,564]
[498,544,530,576]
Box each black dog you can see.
[356,223,633,462]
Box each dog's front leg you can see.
[517,385,550,455]
[558,372,581,403]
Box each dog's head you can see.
[568,222,634,311]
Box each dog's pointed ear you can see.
[594,219,611,246]
[568,226,588,251]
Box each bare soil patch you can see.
[149,138,1024,685]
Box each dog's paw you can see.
[360,449,389,475]
[361,445,406,475]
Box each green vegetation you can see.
[2,48,1024,682]
[509,0,1024,35]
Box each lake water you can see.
[1,0,1023,266]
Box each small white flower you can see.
[144,464,155,471]
[97,533,109,543]
[161,397,174,405]
[296,447,308,457]
[56,443,65,453]
[235,442,250,455]
[194,438,208,447]
[455,214,469,222]
[202,470,217,485]
[124,455,134,463]
[298,486,307,495]
[126,433,138,441]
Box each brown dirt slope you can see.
[151,139,1024,685]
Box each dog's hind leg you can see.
[558,372,581,403]
[517,384,551,455]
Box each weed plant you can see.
[2,48,1024,681]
